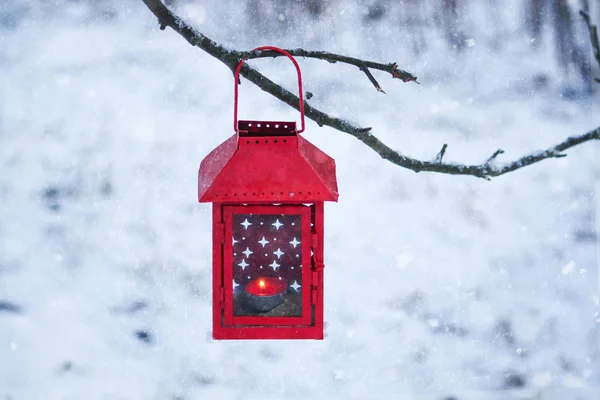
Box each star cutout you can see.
[238,259,249,270]
[289,237,300,248]
[269,260,280,271]
[290,280,301,291]
[258,237,270,247]
[233,280,239,289]
[273,248,284,259]
[232,237,239,245]
[242,247,253,257]
[272,219,283,230]
[240,218,252,229]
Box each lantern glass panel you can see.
[231,213,303,317]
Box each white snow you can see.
[561,261,576,275]
[0,0,599,399]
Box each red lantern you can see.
[198,46,338,340]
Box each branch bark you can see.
[141,0,599,179]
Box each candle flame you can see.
[258,279,266,289]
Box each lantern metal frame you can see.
[210,202,326,340]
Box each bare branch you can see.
[485,149,504,165]
[141,0,599,179]
[359,66,386,93]
[435,144,448,163]
[241,48,418,86]
[140,0,240,69]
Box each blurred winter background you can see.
[1,0,599,398]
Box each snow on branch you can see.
[141,0,599,179]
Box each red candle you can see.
[246,277,287,297]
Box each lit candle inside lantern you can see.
[244,277,288,312]
[247,277,287,296]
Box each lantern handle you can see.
[233,46,305,134]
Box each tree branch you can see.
[359,66,386,93]
[141,0,599,179]
[485,149,505,165]
[435,144,448,163]
[240,48,418,87]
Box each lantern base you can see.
[213,325,324,340]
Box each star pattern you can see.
[238,259,249,270]
[231,213,303,290]
[272,219,283,230]
[269,260,280,271]
[273,248,284,259]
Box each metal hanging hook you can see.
[233,46,305,134]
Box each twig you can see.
[485,149,504,165]
[359,66,386,93]
[141,0,599,179]
[580,10,600,82]
[435,144,448,163]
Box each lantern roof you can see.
[198,120,338,203]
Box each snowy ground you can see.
[0,1,599,399]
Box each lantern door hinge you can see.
[219,286,225,309]
[311,269,322,304]
[216,222,225,244]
